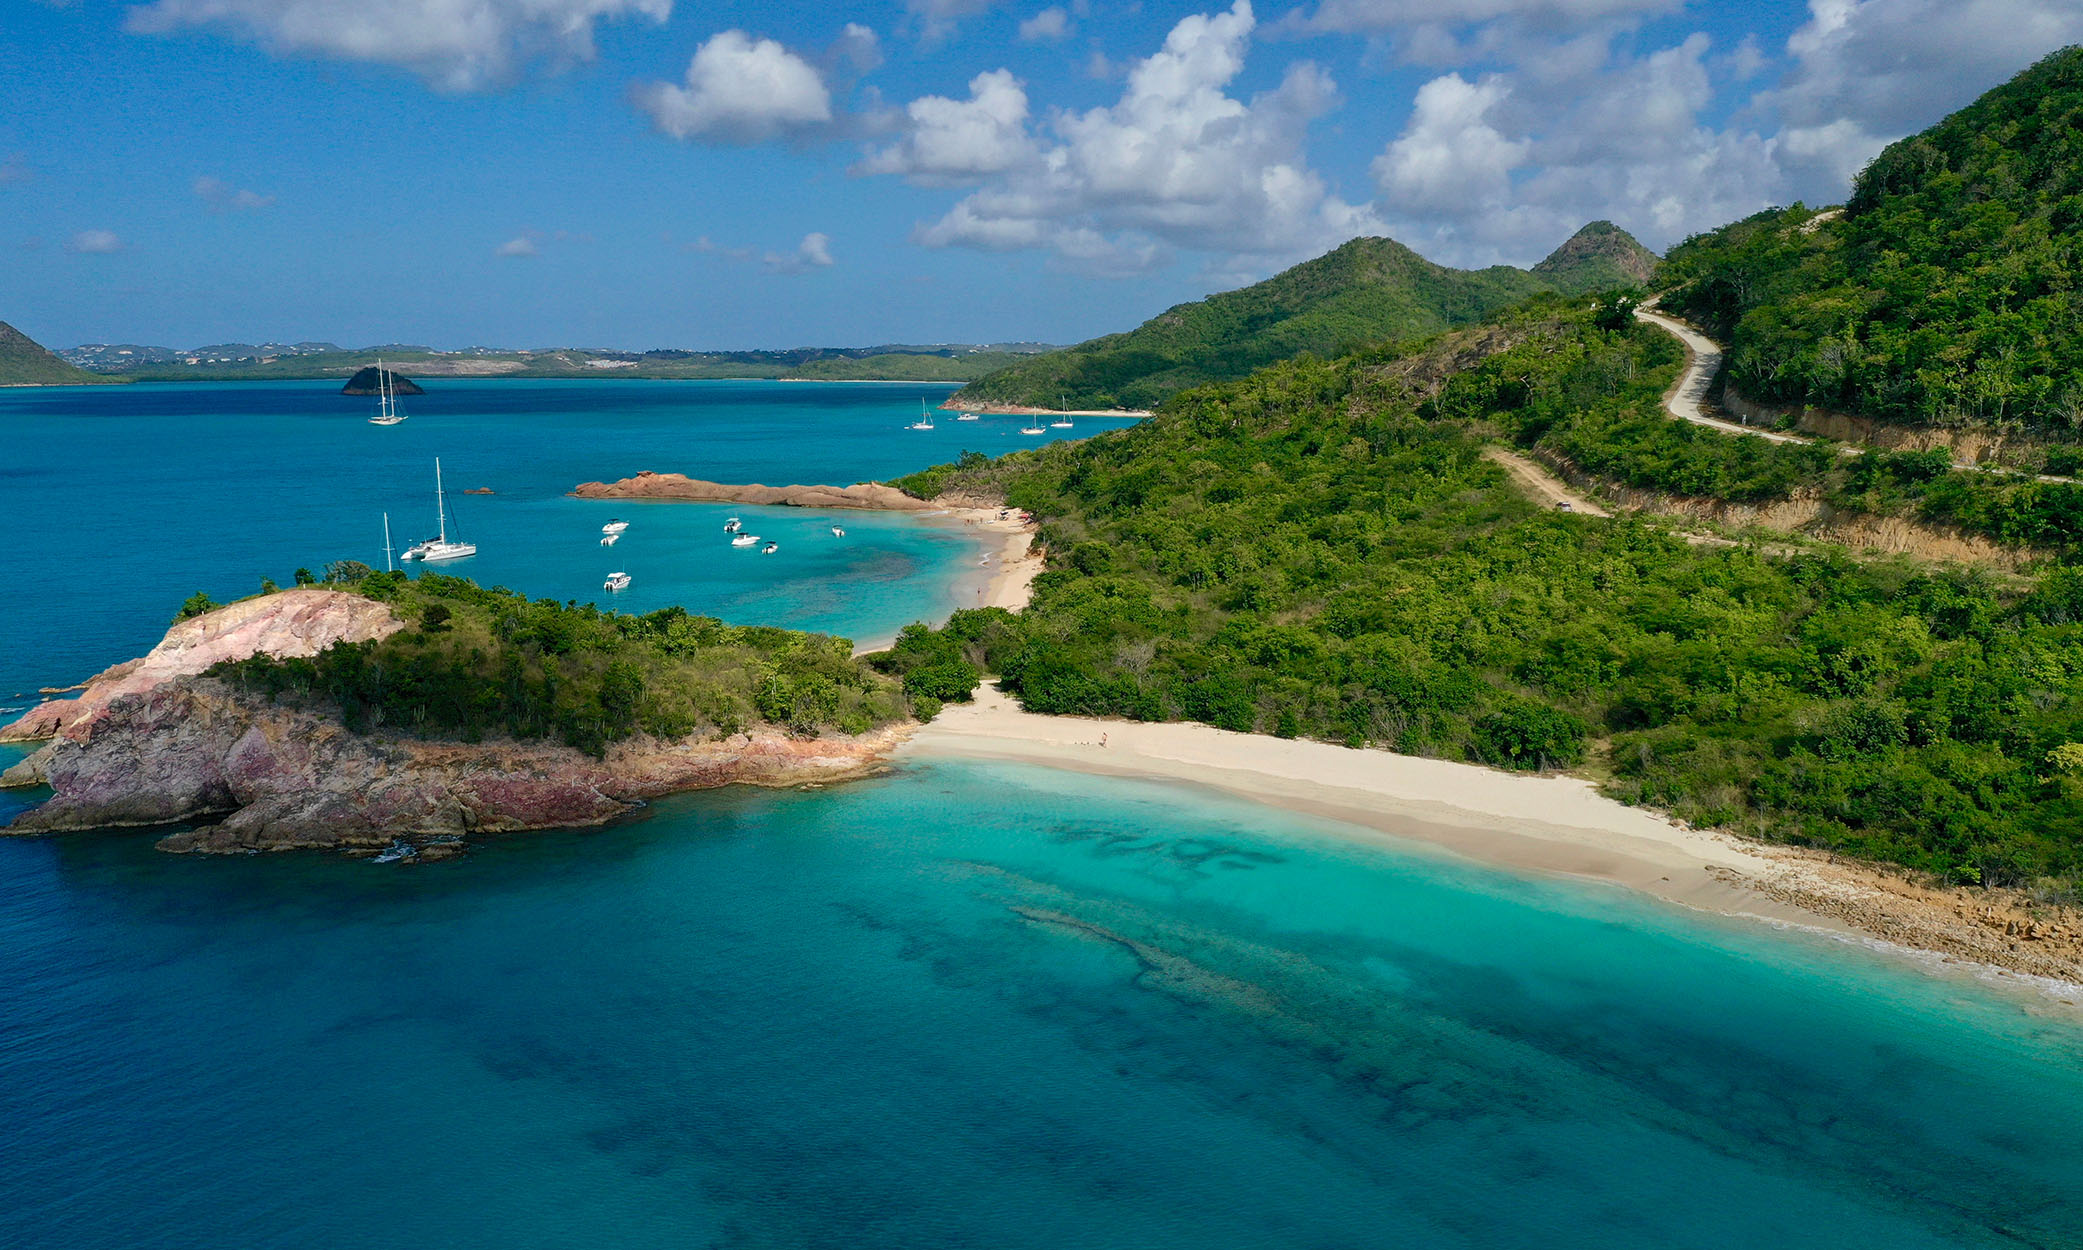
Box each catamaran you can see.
[368,359,408,426]
[908,399,936,431]
[399,458,477,562]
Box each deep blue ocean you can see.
[2,381,2081,1249]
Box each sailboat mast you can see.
[383,512,394,572]
[435,457,448,544]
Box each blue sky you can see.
[4,0,2080,351]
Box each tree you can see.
[173,592,218,623]
[325,560,375,583]
[294,567,317,586]
[419,603,452,632]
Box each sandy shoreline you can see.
[849,506,1041,653]
[906,685,2083,1002]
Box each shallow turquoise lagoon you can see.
[1,756,2080,1249]
[0,379,1125,696]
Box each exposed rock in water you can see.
[572,470,936,511]
[1,588,404,743]
[0,587,909,854]
[341,366,424,396]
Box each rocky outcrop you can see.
[4,678,906,854]
[2,589,405,744]
[341,366,423,396]
[572,471,938,511]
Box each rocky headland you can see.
[572,470,937,511]
[1,589,907,856]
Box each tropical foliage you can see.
[1659,47,2083,435]
[210,573,910,755]
[896,303,2083,887]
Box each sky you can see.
[3,0,2081,351]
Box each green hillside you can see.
[950,236,1560,411]
[890,300,2083,888]
[1531,220,1660,294]
[0,321,107,385]
[1659,45,2083,434]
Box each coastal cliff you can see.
[572,471,936,511]
[1,584,913,855]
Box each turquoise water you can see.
[0,379,1126,694]
[1,755,2081,1248]
[4,382,2083,1247]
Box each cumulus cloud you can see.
[1372,74,1527,213]
[127,0,671,92]
[876,1,1380,276]
[496,234,539,257]
[858,69,1033,183]
[193,175,274,211]
[634,30,833,143]
[1758,0,2083,198]
[904,0,1001,43]
[68,229,124,254]
[1018,7,1072,41]
[755,232,837,273]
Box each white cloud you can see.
[905,0,1000,43]
[127,0,671,92]
[68,230,123,254]
[496,235,539,257]
[1018,7,1071,41]
[1758,0,2083,199]
[858,70,1034,183]
[1372,74,1527,214]
[634,30,833,144]
[761,232,837,273]
[193,175,274,211]
[1284,0,1679,35]
[880,1,1380,276]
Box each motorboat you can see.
[830,524,845,537]
[762,541,779,554]
[956,412,980,422]
[368,358,408,425]
[731,533,760,547]
[601,532,619,546]
[601,519,630,535]
[723,517,742,533]
[399,458,477,561]
[604,572,632,591]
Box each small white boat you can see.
[1050,417,1074,429]
[601,519,629,535]
[604,572,631,591]
[830,525,845,537]
[762,541,779,554]
[731,533,760,547]
[907,398,936,431]
[400,458,477,561]
[601,532,619,546]
[723,517,742,533]
[368,358,409,425]
[1020,423,1046,435]
[956,412,980,422]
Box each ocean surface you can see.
[3,381,2082,1248]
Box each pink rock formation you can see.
[1,588,404,743]
[570,470,936,511]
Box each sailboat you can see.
[368,359,408,426]
[399,458,477,562]
[908,399,936,431]
[1050,393,1074,429]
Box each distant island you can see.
[341,365,424,396]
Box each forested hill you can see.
[950,234,1587,412]
[0,321,105,385]
[1659,45,2083,435]
[1532,221,1660,295]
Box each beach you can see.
[908,683,2083,1000]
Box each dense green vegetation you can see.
[1530,220,1661,295]
[1660,47,2083,435]
[951,236,1567,412]
[210,573,909,755]
[0,320,110,385]
[896,302,2083,888]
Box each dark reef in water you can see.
[342,366,423,396]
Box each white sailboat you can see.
[1050,394,1073,428]
[908,399,936,431]
[399,458,477,562]
[368,359,408,426]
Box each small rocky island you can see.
[1,579,914,857]
[341,365,423,396]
